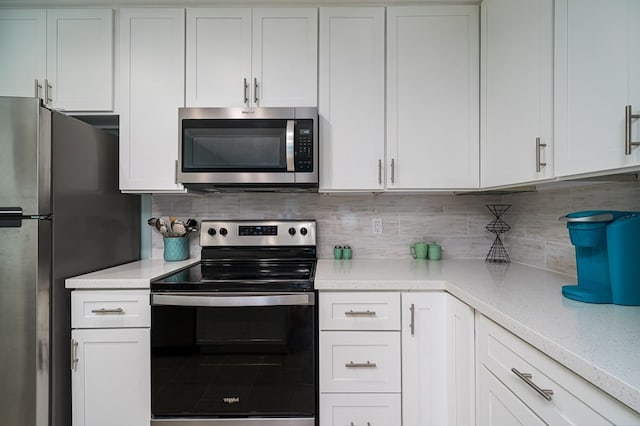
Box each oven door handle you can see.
[151,293,315,307]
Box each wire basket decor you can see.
[485,204,511,263]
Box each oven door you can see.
[150,292,317,425]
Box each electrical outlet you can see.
[372,218,383,235]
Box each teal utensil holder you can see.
[163,237,189,261]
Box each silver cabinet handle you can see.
[34,79,42,98]
[409,303,415,335]
[44,79,52,104]
[350,423,371,426]
[91,307,124,314]
[286,120,295,171]
[625,105,640,155]
[511,368,553,401]
[254,77,259,104]
[559,213,615,223]
[536,137,547,172]
[345,361,377,368]
[70,339,79,371]
[345,309,376,317]
[378,159,382,185]
[390,158,395,184]
[152,293,315,307]
[243,78,249,105]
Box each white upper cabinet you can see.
[319,7,385,191]
[0,9,113,112]
[186,7,317,108]
[480,0,554,188]
[387,6,479,190]
[186,8,251,107]
[555,0,640,177]
[119,8,185,193]
[0,10,46,99]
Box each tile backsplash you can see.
[150,180,640,277]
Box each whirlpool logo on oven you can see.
[223,397,240,404]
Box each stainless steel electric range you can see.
[150,220,317,426]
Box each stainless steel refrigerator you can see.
[0,97,141,426]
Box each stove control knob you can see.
[207,228,216,236]
[300,227,308,236]
[288,227,296,236]
[219,227,228,237]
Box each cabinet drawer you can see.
[72,290,150,328]
[476,314,640,425]
[320,393,401,426]
[320,331,401,393]
[319,292,400,330]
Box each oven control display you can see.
[238,225,278,236]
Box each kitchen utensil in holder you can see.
[485,204,511,263]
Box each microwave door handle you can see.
[286,120,295,171]
[151,293,315,307]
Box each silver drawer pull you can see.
[511,368,554,401]
[345,361,377,368]
[350,423,371,426]
[91,307,124,314]
[345,309,376,317]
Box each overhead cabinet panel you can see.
[480,0,554,187]
[186,8,252,107]
[0,10,46,98]
[46,9,113,111]
[319,7,385,191]
[555,0,640,176]
[387,6,479,190]
[252,8,318,107]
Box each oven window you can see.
[182,119,287,172]
[151,303,317,418]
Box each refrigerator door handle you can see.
[0,208,52,228]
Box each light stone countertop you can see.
[66,257,640,413]
[65,257,200,289]
[315,258,640,414]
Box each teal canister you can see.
[428,242,441,260]
[163,237,189,261]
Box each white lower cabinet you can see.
[319,291,474,426]
[320,393,402,426]
[476,313,640,425]
[71,290,150,426]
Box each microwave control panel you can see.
[294,120,314,172]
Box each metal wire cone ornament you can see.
[485,204,511,263]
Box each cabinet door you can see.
[119,8,185,192]
[387,6,479,190]
[446,294,475,426]
[46,9,113,111]
[481,0,553,187]
[402,292,448,426]
[186,8,252,107]
[71,328,150,426]
[0,10,46,98]
[319,7,385,191]
[477,364,546,426]
[555,0,640,176]
[252,8,318,107]
[320,393,401,426]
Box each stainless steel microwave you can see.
[177,107,318,192]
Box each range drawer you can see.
[320,331,401,393]
[72,290,150,328]
[319,292,400,331]
[476,314,640,425]
[320,393,401,426]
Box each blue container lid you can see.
[563,210,629,230]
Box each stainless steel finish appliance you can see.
[0,97,141,426]
[150,220,317,425]
[177,107,318,192]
